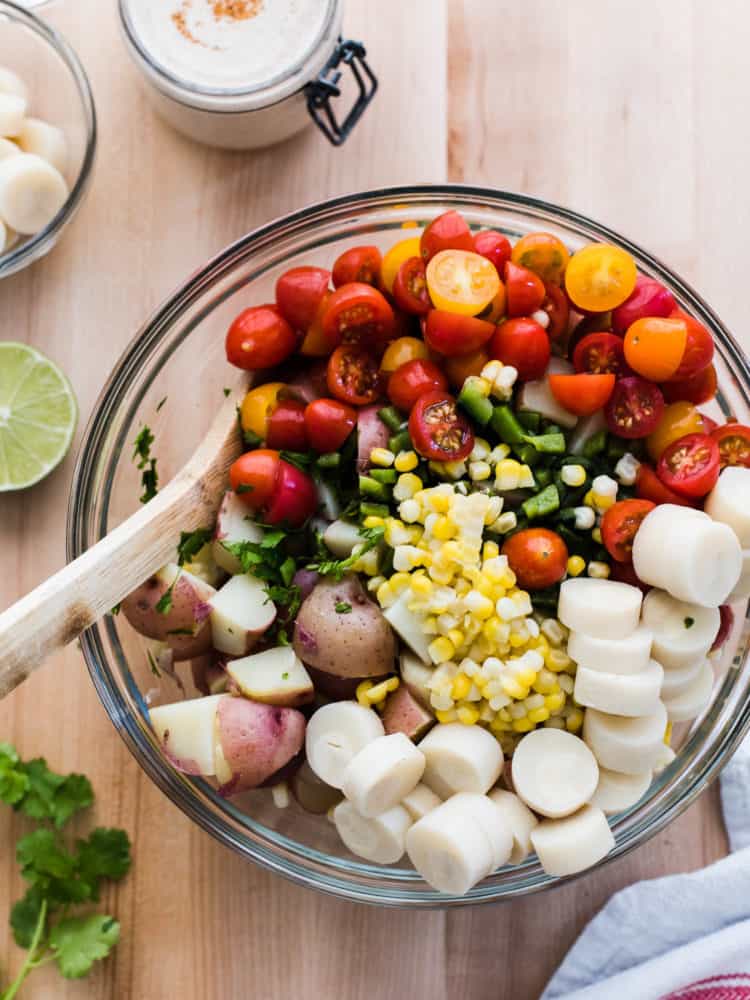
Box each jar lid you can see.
[119,0,339,111]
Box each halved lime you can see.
[0,342,78,491]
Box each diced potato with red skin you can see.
[356,404,390,473]
[226,647,314,707]
[209,573,276,656]
[122,563,214,660]
[215,696,306,796]
[212,490,263,575]
[382,685,435,741]
[150,694,225,776]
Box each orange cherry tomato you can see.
[230,449,281,510]
[420,210,475,263]
[332,245,382,288]
[646,400,705,461]
[425,249,500,316]
[663,363,717,406]
[443,349,490,390]
[380,336,430,373]
[623,317,687,382]
[601,499,656,562]
[511,232,570,285]
[565,244,637,312]
[381,236,422,294]
[548,373,615,417]
[501,529,568,590]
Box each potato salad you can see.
[122,211,750,894]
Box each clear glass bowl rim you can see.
[67,184,750,907]
[0,0,97,276]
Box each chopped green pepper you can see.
[359,475,391,501]
[491,404,526,444]
[458,378,494,426]
[378,406,404,433]
[524,432,566,454]
[522,484,560,520]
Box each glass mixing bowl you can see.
[68,186,750,906]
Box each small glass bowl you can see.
[68,186,750,907]
[0,1,96,278]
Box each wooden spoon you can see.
[0,380,247,699]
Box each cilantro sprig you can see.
[177,528,213,566]
[132,426,158,504]
[309,526,385,581]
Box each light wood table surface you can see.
[0,0,745,996]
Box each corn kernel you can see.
[399,498,421,523]
[512,717,535,733]
[441,460,467,480]
[370,447,395,467]
[517,464,535,489]
[356,680,373,705]
[430,690,454,711]
[545,692,566,711]
[583,489,595,508]
[541,619,565,645]
[376,581,394,607]
[489,444,511,464]
[516,669,538,689]
[422,615,439,635]
[532,668,558,694]
[566,708,585,733]
[470,438,491,462]
[574,506,595,530]
[532,635,551,658]
[393,473,423,501]
[496,459,521,491]
[561,464,586,488]
[588,561,610,579]
[469,460,492,482]
[428,636,455,664]
[491,511,517,534]
[429,492,452,513]
[394,450,419,472]
[410,574,433,598]
[368,677,399,703]
[546,648,573,672]
[482,540,500,561]
[464,591,495,620]
[501,676,529,700]
[528,707,551,724]
[480,361,503,383]
[592,474,617,497]
[451,674,472,700]
[393,545,424,571]
[490,717,512,732]
[457,704,480,726]
[384,518,411,547]
[436,708,458,724]
[591,493,615,512]
[567,555,586,577]
[432,515,455,540]
[558,674,575,694]
[615,452,641,486]
[367,574,387,593]
[591,526,603,544]
[447,628,464,649]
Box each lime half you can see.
[0,342,78,492]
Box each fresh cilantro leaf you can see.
[276,628,290,646]
[223,387,231,397]
[236,483,254,495]
[155,572,180,614]
[132,427,159,503]
[17,829,77,884]
[242,429,263,448]
[76,828,132,887]
[0,742,19,765]
[17,758,65,823]
[50,914,120,979]
[110,602,121,616]
[156,396,167,412]
[280,450,314,472]
[684,616,695,629]
[260,529,287,549]
[0,745,28,806]
[177,528,213,566]
[132,426,154,466]
[139,460,158,503]
[335,602,352,614]
[10,886,47,948]
[51,775,94,829]
[309,525,384,580]
[279,556,296,587]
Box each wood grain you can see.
[0,0,744,996]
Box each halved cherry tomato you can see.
[711,604,735,652]
[393,256,431,315]
[230,449,282,511]
[601,499,655,562]
[275,267,331,331]
[567,311,613,356]
[332,245,382,288]
[490,317,550,382]
[573,332,629,376]
[511,232,570,285]
[605,376,665,439]
[657,432,719,498]
[541,282,569,342]
[504,261,546,316]
[264,459,318,527]
[321,283,395,351]
[424,309,495,357]
[667,309,714,381]
[380,336,430,373]
[501,528,568,590]
[239,382,286,439]
[635,464,696,508]
[473,230,512,271]
[409,390,474,461]
[611,275,675,335]
[549,373,615,417]
[327,345,382,405]
[226,305,297,370]
[663,363,717,406]
[711,423,750,469]
[388,359,448,412]
[304,398,356,453]
[565,244,637,312]
[420,211,475,263]
[300,292,332,357]
[623,317,687,382]
[266,400,308,451]
[479,284,507,324]
[425,250,500,316]
[443,349,490,390]
[381,236,422,294]
[646,400,705,461]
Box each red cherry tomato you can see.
[408,390,474,461]
[711,423,750,469]
[667,309,714,381]
[601,499,655,562]
[420,211,475,263]
[611,275,676,335]
[635,464,696,507]
[473,230,512,271]
[541,282,569,342]
[266,399,308,450]
[393,257,431,315]
[230,449,282,510]
[573,332,629,376]
[321,283,395,351]
[226,305,297,370]
[657,432,720,498]
[663,363,717,406]
[490,317,550,381]
[501,529,568,590]
[605,377,665,439]
[609,559,650,593]
[711,604,735,652]
[504,261,546,316]
[549,373,615,417]
[264,459,318,527]
[275,267,331,331]
[388,359,448,412]
[424,309,495,357]
[326,345,382,405]
[304,398,356,453]
[332,245,382,288]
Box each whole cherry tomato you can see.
[226,305,297,370]
[623,317,687,382]
[549,373,615,416]
[230,449,281,510]
[380,336,430,373]
[601,499,655,562]
[393,256,431,315]
[332,245,382,288]
[327,345,382,405]
[711,423,750,469]
[501,528,568,590]
[421,210,475,262]
[565,244,637,313]
[443,349,490,390]
[275,267,331,331]
[605,376,665,439]
[667,309,714,381]
[504,260,546,316]
[264,459,318,527]
[424,309,495,357]
[321,283,395,351]
[646,400,706,461]
[540,282,570,342]
[573,332,629,376]
[490,317,550,381]
[473,230,512,271]
[635,464,696,507]
[409,390,474,461]
[663,363,717,406]
[611,274,675,334]
[479,284,507,324]
[304,398,356,453]
[511,232,570,285]
[657,432,720,498]
[381,235,422,294]
[426,250,500,316]
[388,359,448,412]
[266,399,308,451]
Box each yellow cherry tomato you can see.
[381,236,422,294]
[565,243,637,312]
[511,232,570,285]
[239,382,285,438]
[426,249,501,316]
[380,336,430,373]
[624,317,687,382]
[479,283,507,323]
[646,400,706,461]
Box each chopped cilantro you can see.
[156,396,167,412]
[132,426,159,504]
[176,528,213,566]
[223,387,231,397]
[280,450,314,472]
[146,649,161,677]
[684,617,695,629]
[132,426,154,465]
[110,603,121,616]
[335,602,352,614]
[155,573,180,615]
[309,525,385,581]
[282,672,289,680]
[236,483,255,495]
